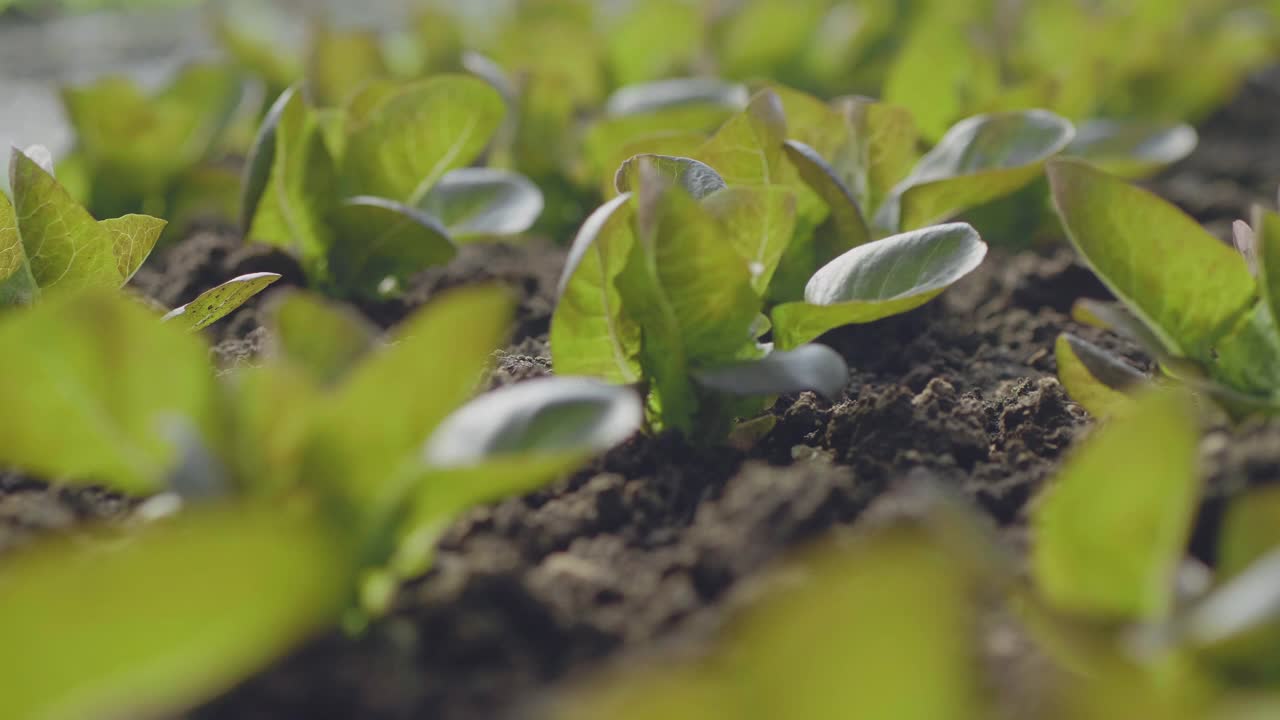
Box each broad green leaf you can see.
[9,148,119,293]
[1054,333,1144,419]
[831,98,919,221]
[693,344,848,402]
[604,78,748,117]
[1048,158,1258,364]
[223,363,320,495]
[551,194,642,383]
[694,89,788,185]
[598,130,708,199]
[0,289,217,493]
[0,190,38,305]
[772,223,987,349]
[615,154,727,200]
[625,171,760,363]
[423,376,643,465]
[878,110,1075,232]
[605,0,702,86]
[162,272,282,332]
[244,87,337,279]
[343,75,505,205]
[307,25,389,107]
[329,196,456,299]
[99,214,166,283]
[307,285,513,513]
[783,140,869,249]
[583,105,736,183]
[267,291,379,387]
[702,184,798,294]
[1032,388,1200,620]
[714,0,828,81]
[418,167,544,240]
[1066,120,1197,178]
[0,504,349,720]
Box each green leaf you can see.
[266,290,379,387]
[162,272,282,332]
[329,196,457,299]
[605,0,703,86]
[604,78,748,117]
[0,189,38,305]
[551,194,642,383]
[1071,299,1171,361]
[1219,486,1280,581]
[223,364,320,495]
[1066,120,1197,178]
[702,184,798,295]
[0,504,349,720]
[418,167,544,240]
[583,106,734,185]
[423,376,643,465]
[598,130,708,199]
[1054,333,1145,419]
[693,344,848,402]
[307,24,389,107]
[9,148,120,293]
[614,154,727,200]
[879,110,1075,232]
[308,285,513,513]
[0,289,217,493]
[772,223,987,349]
[343,75,505,205]
[244,87,337,280]
[783,140,870,249]
[694,89,788,185]
[99,214,167,283]
[1032,388,1200,620]
[714,0,828,81]
[1047,158,1257,364]
[830,98,918,222]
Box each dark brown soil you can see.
[5,66,1280,720]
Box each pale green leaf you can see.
[693,344,848,402]
[831,97,919,221]
[694,89,788,185]
[1047,158,1257,364]
[1066,120,1197,178]
[330,196,456,299]
[551,194,642,383]
[0,504,348,720]
[1032,388,1201,620]
[99,214,166,283]
[772,223,987,349]
[343,75,505,205]
[702,184,798,294]
[0,189,38,305]
[1054,333,1144,419]
[0,289,217,493]
[162,272,282,332]
[418,167,544,240]
[266,290,379,387]
[615,154,726,200]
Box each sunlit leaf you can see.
[694,89,788,185]
[99,214,167,283]
[615,154,726,200]
[162,272,282,332]
[702,184,798,294]
[0,189,38,306]
[1066,120,1197,178]
[418,167,544,240]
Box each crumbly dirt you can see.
[4,65,1280,720]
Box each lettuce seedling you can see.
[0,284,642,719]
[57,62,246,223]
[0,147,274,327]
[1047,159,1280,416]
[240,77,544,300]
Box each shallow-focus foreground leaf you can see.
[162,272,282,332]
[693,344,848,402]
[614,154,726,200]
[267,291,379,387]
[8,148,120,293]
[343,75,505,205]
[772,223,987,349]
[552,194,642,383]
[329,196,456,299]
[1066,120,1197,178]
[0,190,38,305]
[0,289,216,493]
[1048,159,1258,369]
[877,110,1075,232]
[0,505,349,720]
[418,167,544,240]
[1054,333,1145,419]
[243,87,336,278]
[702,184,797,294]
[1032,388,1200,620]
[561,525,984,720]
[307,285,513,512]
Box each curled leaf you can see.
[614,154,726,200]
[693,344,849,402]
[418,167,544,240]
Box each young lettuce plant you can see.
[1047,158,1280,417]
[55,62,246,223]
[0,284,642,720]
[0,146,275,329]
[240,76,544,300]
